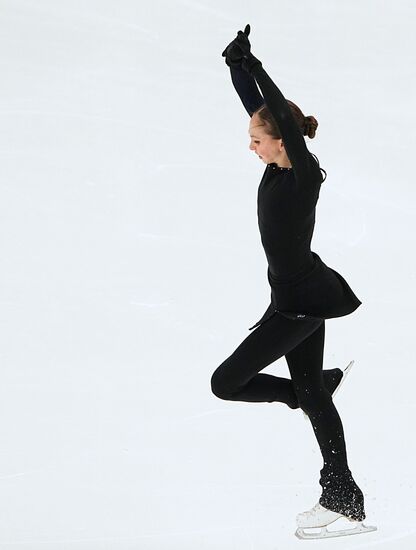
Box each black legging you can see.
[210,311,366,521]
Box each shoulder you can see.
[308,152,325,184]
[292,152,323,195]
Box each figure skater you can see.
[210,24,376,539]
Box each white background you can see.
[0,1,415,548]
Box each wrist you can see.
[242,53,262,75]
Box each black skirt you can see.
[248,251,362,330]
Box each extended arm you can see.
[250,63,312,182]
[229,65,264,117]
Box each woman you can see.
[210,25,376,539]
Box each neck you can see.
[273,154,291,168]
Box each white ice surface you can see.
[0,0,415,548]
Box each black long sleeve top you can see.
[228,64,362,330]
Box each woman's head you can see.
[248,100,318,167]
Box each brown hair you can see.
[253,100,318,139]
[252,101,327,182]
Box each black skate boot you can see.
[301,361,353,419]
[318,466,366,522]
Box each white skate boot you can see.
[302,360,354,420]
[295,502,377,539]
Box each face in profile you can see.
[248,113,289,166]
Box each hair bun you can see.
[303,115,318,139]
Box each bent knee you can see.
[210,367,235,400]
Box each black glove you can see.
[221,26,247,68]
[221,24,262,74]
[222,42,244,68]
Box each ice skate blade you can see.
[302,360,355,421]
[332,360,354,399]
[295,521,377,540]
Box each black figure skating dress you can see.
[228,65,362,330]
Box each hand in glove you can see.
[221,34,245,68]
[221,24,262,74]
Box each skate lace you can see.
[305,502,323,517]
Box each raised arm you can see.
[250,62,312,182]
[229,65,264,117]
[223,24,314,183]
